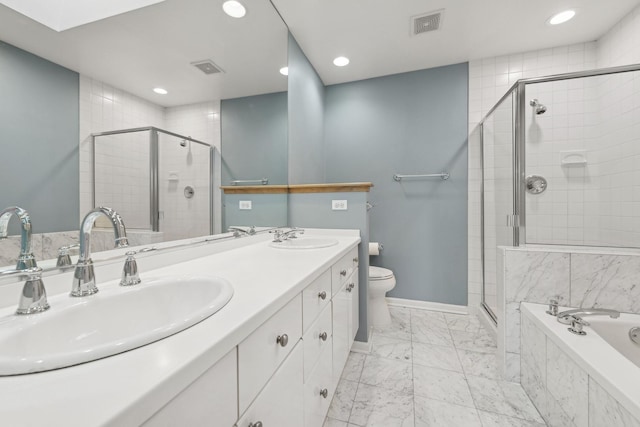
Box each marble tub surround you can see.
[0,229,361,426]
[323,307,544,427]
[497,245,640,381]
[0,229,164,269]
[521,303,640,427]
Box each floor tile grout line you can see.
[448,314,485,423]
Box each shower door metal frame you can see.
[91,126,214,235]
[478,62,640,323]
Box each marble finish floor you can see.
[324,307,546,427]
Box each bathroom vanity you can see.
[0,229,361,427]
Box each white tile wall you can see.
[165,102,222,236]
[79,76,164,225]
[468,42,597,314]
[79,77,221,238]
[468,2,640,312]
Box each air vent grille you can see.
[191,60,223,75]
[412,10,443,35]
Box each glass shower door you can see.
[481,91,516,322]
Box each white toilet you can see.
[368,265,396,327]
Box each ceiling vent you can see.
[411,10,443,36]
[191,60,224,75]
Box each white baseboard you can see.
[350,328,373,354]
[386,297,468,315]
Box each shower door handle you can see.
[506,214,520,228]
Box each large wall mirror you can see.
[0,0,288,268]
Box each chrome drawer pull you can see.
[319,331,328,341]
[340,269,347,276]
[248,422,263,427]
[353,257,359,264]
[276,334,289,347]
[320,388,328,398]
[318,291,327,300]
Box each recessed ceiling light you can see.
[333,56,350,67]
[279,67,289,76]
[222,0,246,18]
[548,10,576,25]
[153,87,168,95]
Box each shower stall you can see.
[480,63,640,322]
[92,127,215,242]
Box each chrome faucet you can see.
[0,206,37,270]
[71,207,129,297]
[229,226,256,238]
[270,227,304,242]
[1,267,49,314]
[557,308,620,325]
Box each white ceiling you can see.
[0,0,288,107]
[271,0,640,85]
[0,0,639,106]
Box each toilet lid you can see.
[369,266,394,280]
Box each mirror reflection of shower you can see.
[529,98,547,115]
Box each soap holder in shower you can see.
[560,151,587,166]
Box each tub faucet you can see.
[557,308,620,325]
[71,207,129,297]
[0,206,37,270]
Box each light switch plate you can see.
[332,200,348,210]
[239,200,252,210]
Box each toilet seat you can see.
[369,266,394,280]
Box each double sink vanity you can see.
[0,227,361,427]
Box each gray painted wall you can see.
[324,64,469,305]
[289,192,369,342]
[220,91,288,186]
[287,34,325,184]
[0,41,79,233]
[223,193,288,230]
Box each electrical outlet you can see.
[332,200,348,210]
[239,200,252,210]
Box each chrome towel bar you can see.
[393,172,449,181]
[231,178,268,185]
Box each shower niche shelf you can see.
[560,150,587,166]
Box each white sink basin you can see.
[269,237,339,249]
[0,275,233,375]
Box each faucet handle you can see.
[568,316,588,336]
[56,244,80,267]
[120,251,141,287]
[16,267,50,315]
[546,298,559,316]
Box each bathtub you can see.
[521,302,640,426]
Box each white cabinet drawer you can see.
[236,343,304,427]
[331,247,359,296]
[303,302,332,381]
[142,348,237,427]
[238,294,302,414]
[302,269,332,332]
[304,339,333,427]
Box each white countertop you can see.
[0,229,360,427]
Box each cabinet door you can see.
[238,294,302,413]
[348,274,359,343]
[332,281,350,387]
[236,343,304,427]
[304,340,333,427]
[142,348,237,427]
